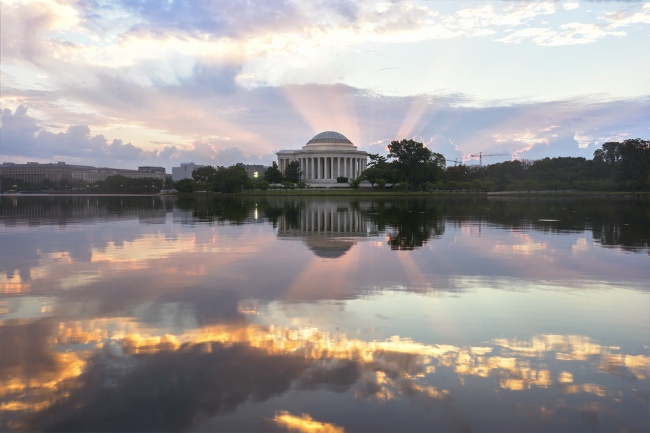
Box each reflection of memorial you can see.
[277,200,369,258]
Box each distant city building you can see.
[137,166,166,174]
[235,163,269,179]
[72,168,167,183]
[0,161,167,184]
[0,161,95,183]
[276,131,368,187]
[172,162,204,181]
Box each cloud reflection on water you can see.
[1,313,648,431]
[0,196,648,432]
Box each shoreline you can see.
[3,191,649,198]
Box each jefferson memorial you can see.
[277,131,368,187]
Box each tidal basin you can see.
[1,195,648,432]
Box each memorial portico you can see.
[277,131,368,187]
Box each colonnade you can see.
[281,208,365,234]
[278,155,367,180]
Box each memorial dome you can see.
[307,131,353,145]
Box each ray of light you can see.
[280,85,361,145]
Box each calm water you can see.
[1,195,648,433]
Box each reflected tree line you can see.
[175,195,649,253]
[3,195,648,253]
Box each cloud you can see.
[81,0,303,38]
[24,343,310,432]
[564,2,580,12]
[496,23,625,46]
[0,105,159,164]
[2,2,649,171]
[0,0,80,65]
[496,3,650,46]
[3,89,650,170]
[602,3,650,28]
[272,411,345,433]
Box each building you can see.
[71,167,167,183]
[0,162,167,185]
[172,162,204,181]
[235,163,269,179]
[0,162,95,183]
[137,166,166,174]
[276,131,368,187]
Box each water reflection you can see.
[2,314,648,431]
[277,199,369,259]
[2,195,648,253]
[1,195,648,432]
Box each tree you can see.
[253,179,269,190]
[192,166,217,185]
[348,177,362,189]
[593,139,650,190]
[362,167,382,188]
[174,178,195,193]
[284,160,302,183]
[387,139,444,188]
[263,162,283,183]
[367,153,389,168]
[213,166,250,193]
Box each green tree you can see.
[367,153,390,168]
[253,179,269,190]
[362,167,381,188]
[213,166,251,193]
[388,139,444,188]
[263,162,283,183]
[192,166,217,185]
[174,178,195,193]
[593,139,650,190]
[348,177,362,189]
[284,160,302,183]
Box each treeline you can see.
[173,162,305,193]
[175,137,648,194]
[1,175,167,194]
[365,138,649,192]
[171,195,649,253]
[442,138,649,192]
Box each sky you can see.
[1,0,649,171]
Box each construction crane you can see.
[448,159,463,166]
[469,152,508,166]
